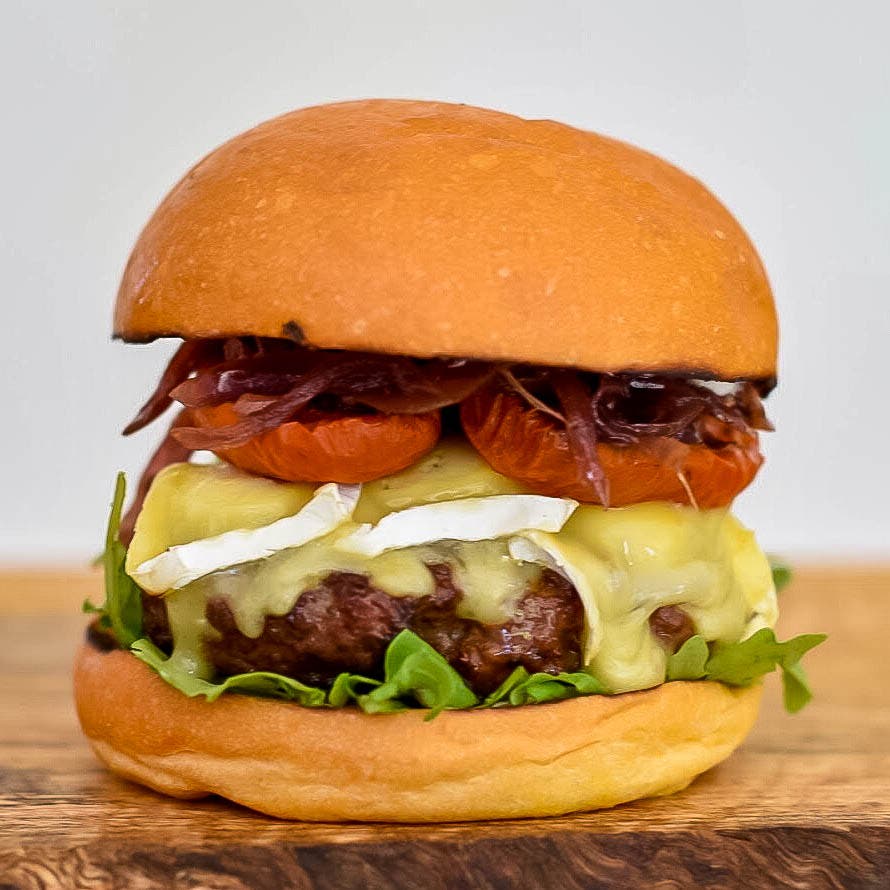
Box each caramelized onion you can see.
[123,337,771,506]
[593,375,734,444]
[496,369,770,506]
[122,340,223,436]
[549,370,609,504]
[170,349,324,409]
[346,358,496,413]
[166,345,495,450]
[172,357,363,450]
[735,382,774,432]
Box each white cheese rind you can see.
[131,483,361,594]
[333,494,578,558]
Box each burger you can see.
[76,99,824,822]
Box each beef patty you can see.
[141,565,585,695]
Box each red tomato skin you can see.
[191,404,441,483]
[460,389,762,507]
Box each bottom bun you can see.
[74,642,761,822]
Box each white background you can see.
[2,1,888,562]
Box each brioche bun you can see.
[114,99,776,380]
[74,642,762,822]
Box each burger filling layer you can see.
[122,440,778,697]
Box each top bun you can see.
[114,99,777,379]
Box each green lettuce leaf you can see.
[130,624,825,715]
[131,638,327,706]
[481,666,529,706]
[666,635,709,681]
[667,628,826,713]
[482,666,605,707]
[132,631,474,717]
[327,672,382,708]
[357,630,477,718]
[81,597,111,629]
[769,556,793,593]
[780,660,815,714]
[705,628,825,685]
[84,473,143,646]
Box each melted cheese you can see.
[545,503,774,692]
[128,439,776,691]
[132,483,361,593]
[126,462,317,572]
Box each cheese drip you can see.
[128,440,776,691]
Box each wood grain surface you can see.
[1,566,888,889]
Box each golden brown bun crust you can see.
[114,99,777,379]
[74,643,762,822]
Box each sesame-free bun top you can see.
[115,99,777,379]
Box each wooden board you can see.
[1,566,888,889]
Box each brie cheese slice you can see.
[335,494,578,558]
[131,482,361,594]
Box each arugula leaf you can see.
[481,667,530,706]
[85,473,143,646]
[483,666,606,707]
[359,630,477,718]
[666,635,709,681]
[328,672,383,708]
[666,628,826,713]
[769,556,793,593]
[131,639,327,706]
[133,632,473,716]
[780,660,814,714]
[132,621,826,715]
[510,672,605,705]
[81,598,111,628]
[354,693,410,715]
[705,628,826,686]
[129,624,826,715]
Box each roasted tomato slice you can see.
[461,389,762,508]
[191,404,441,483]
